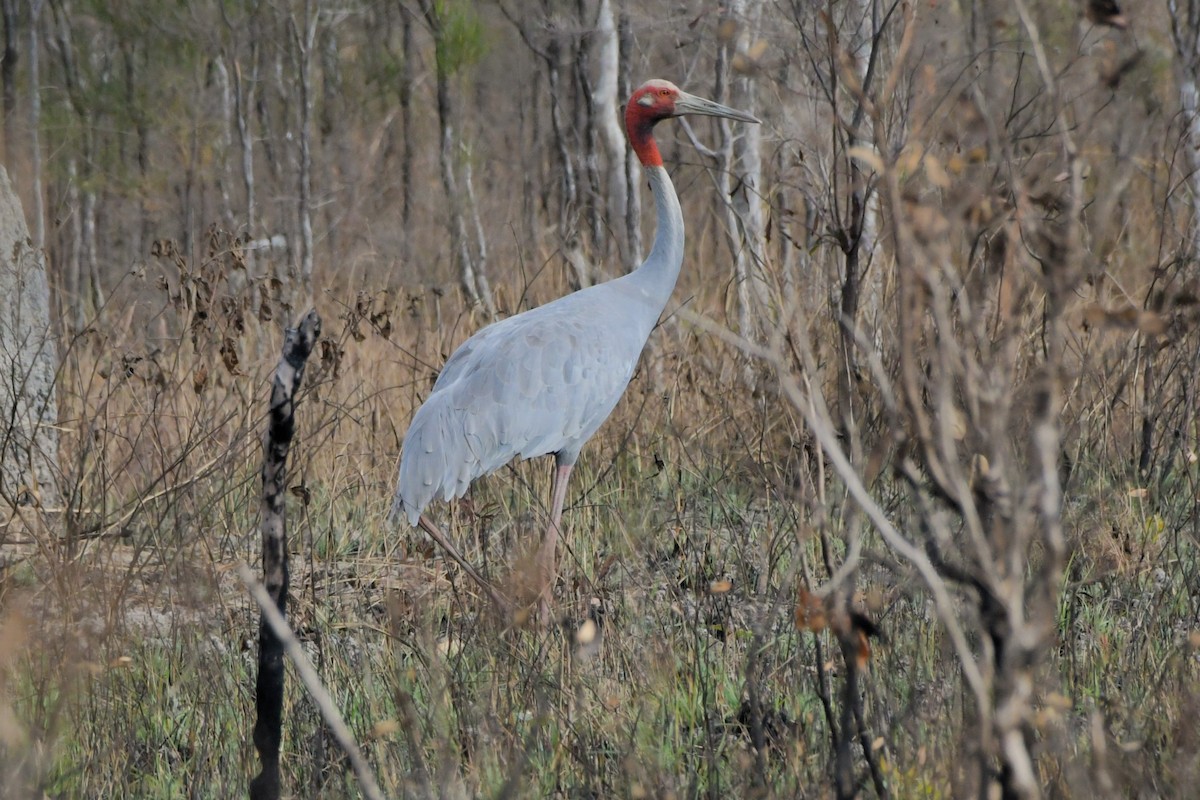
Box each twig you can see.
[238,563,386,800]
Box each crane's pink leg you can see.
[536,462,574,623]
[418,514,511,614]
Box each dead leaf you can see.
[368,719,400,740]
[192,366,208,395]
[795,588,827,632]
[1137,310,1167,336]
[219,338,241,375]
[855,630,872,669]
[923,155,951,189]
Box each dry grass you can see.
[0,212,1195,799]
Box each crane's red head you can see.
[625,79,759,168]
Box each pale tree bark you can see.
[122,42,151,261]
[520,69,541,270]
[211,56,236,230]
[48,0,101,327]
[575,0,604,262]
[219,1,263,261]
[81,166,101,315]
[28,0,44,250]
[500,3,589,290]
[1169,0,1200,258]
[0,164,58,510]
[849,0,881,335]
[1,0,17,163]
[545,33,585,288]
[592,0,633,271]
[618,11,641,267]
[420,0,494,314]
[715,0,771,343]
[63,159,82,333]
[461,145,494,311]
[291,0,317,296]
[233,55,259,253]
[398,4,415,257]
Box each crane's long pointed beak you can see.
[674,91,760,124]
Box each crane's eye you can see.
[659,89,671,97]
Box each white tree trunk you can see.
[294,0,316,296]
[717,0,771,342]
[1180,76,1200,256]
[592,0,632,271]
[850,0,882,335]
[462,145,495,315]
[28,0,44,250]
[212,55,237,231]
[0,165,59,508]
[618,12,642,267]
[1168,1,1200,257]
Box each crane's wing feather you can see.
[393,288,652,525]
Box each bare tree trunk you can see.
[1,0,17,163]
[48,0,102,326]
[520,69,540,276]
[850,0,881,334]
[212,55,237,232]
[500,4,589,290]
[249,309,320,800]
[1170,0,1200,257]
[0,164,58,509]
[422,0,493,313]
[231,49,260,276]
[618,11,641,268]
[123,43,150,261]
[63,159,82,333]
[716,0,770,343]
[574,0,604,262]
[28,0,44,250]
[82,180,101,316]
[292,0,316,296]
[831,0,882,435]
[592,0,631,270]
[398,4,414,258]
[546,36,586,289]
[461,145,494,312]
[434,50,481,303]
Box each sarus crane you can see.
[392,79,758,616]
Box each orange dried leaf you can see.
[795,588,827,632]
[192,366,208,395]
[1137,311,1167,336]
[368,719,400,740]
[855,630,872,669]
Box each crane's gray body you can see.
[393,166,683,526]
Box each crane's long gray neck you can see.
[630,165,684,307]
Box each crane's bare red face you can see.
[625,79,758,168]
[629,80,682,121]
